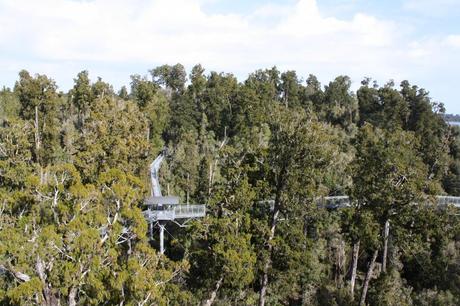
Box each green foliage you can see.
[413,289,458,306]
[1,66,459,305]
[368,270,413,306]
[69,70,93,129]
[150,63,187,93]
[324,76,359,130]
[352,124,428,221]
[0,87,20,123]
[14,70,61,166]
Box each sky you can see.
[0,0,459,113]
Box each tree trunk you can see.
[202,275,224,306]
[350,240,360,297]
[359,250,378,306]
[187,173,190,204]
[208,162,213,196]
[336,239,345,287]
[36,256,56,306]
[259,207,280,306]
[382,219,390,273]
[34,105,41,163]
[68,287,77,306]
[284,87,289,108]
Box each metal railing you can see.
[174,205,206,218]
[143,204,206,222]
[320,196,351,209]
[436,196,460,208]
[318,195,460,209]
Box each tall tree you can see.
[351,123,429,304]
[150,63,187,94]
[14,70,60,168]
[324,76,359,130]
[69,70,93,130]
[256,106,344,305]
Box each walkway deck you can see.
[319,195,460,209]
[144,204,206,222]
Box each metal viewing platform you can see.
[144,204,206,222]
[143,150,206,254]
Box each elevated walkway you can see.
[142,150,206,254]
[318,195,460,209]
[260,196,460,211]
[436,196,460,208]
[144,204,206,222]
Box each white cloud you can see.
[445,35,460,48]
[403,0,460,16]
[0,0,459,113]
[0,1,399,71]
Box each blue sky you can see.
[0,0,459,113]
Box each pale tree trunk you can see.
[68,287,77,306]
[36,255,57,306]
[202,275,224,306]
[359,250,378,306]
[382,219,390,273]
[350,240,360,297]
[335,239,345,287]
[208,162,213,196]
[186,173,190,204]
[0,264,30,282]
[34,105,45,185]
[208,137,227,196]
[284,89,288,108]
[259,207,280,306]
[34,105,41,161]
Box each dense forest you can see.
[1,64,460,305]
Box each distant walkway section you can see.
[320,195,460,209]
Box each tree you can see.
[130,74,170,148]
[201,71,238,138]
[401,80,449,182]
[73,96,150,183]
[280,70,302,108]
[358,79,410,130]
[14,70,61,168]
[324,76,359,130]
[150,63,187,93]
[0,87,20,123]
[69,70,93,129]
[305,74,324,115]
[255,106,345,305]
[351,124,429,305]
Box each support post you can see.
[159,223,165,254]
[149,221,153,240]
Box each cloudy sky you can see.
[0,0,459,113]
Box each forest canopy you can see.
[1,65,460,305]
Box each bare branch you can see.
[0,264,31,282]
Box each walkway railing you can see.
[318,195,460,209]
[144,204,206,222]
[436,196,460,208]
